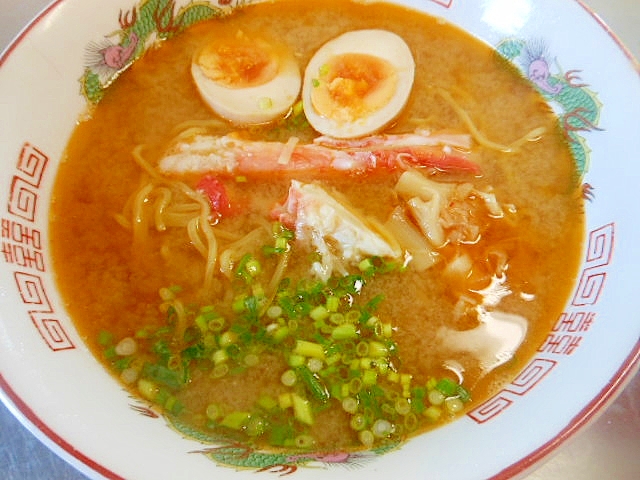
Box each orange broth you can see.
[50,0,585,452]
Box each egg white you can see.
[192,37,301,125]
[302,29,415,139]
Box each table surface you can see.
[1,0,639,479]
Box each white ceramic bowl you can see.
[1,1,639,479]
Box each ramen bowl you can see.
[1,1,639,479]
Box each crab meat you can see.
[272,180,401,280]
[158,130,480,177]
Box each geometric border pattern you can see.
[3,143,75,352]
[14,271,74,351]
[467,358,557,424]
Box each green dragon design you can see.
[166,413,400,474]
[497,38,603,187]
[129,403,400,473]
[80,0,248,104]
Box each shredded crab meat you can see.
[271,180,401,281]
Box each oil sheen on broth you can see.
[50,0,585,452]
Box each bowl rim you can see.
[1,1,639,479]
[2,345,639,479]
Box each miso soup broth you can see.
[50,0,585,452]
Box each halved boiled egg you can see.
[192,31,301,125]
[302,29,415,138]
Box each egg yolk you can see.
[311,53,398,123]
[196,36,279,89]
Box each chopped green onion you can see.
[426,377,438,390]
[211,363,229,378]
[219,331,238,348]
[359,429,374,447]
[356,341,369,357]
[401,373,413,397]
[395,397,412,415]
[221,411,251,430]
[110,236,473,450]
[368,341,388,357]
[104,346,117,360]
[291,100,304,117]
[350,413,367,431]
[428,388,445,406]
[360,357,375,370]
[349,377,363,394]
[206,403,222,421]
[243,353,259,367]
[340,383,350,399]
[372,418,394,438]
[381,322,394,338]
[362,369,378,386]
[325,353,341,365]
[143,363,183,389]
[358,258,375,274]
[411,387,427,414]
[331,323,358,341]
[342,396,358,414]
[307,357,324,373]
[445,397,465,414]
[164,394,184,415]
[457,384,472,403]
[203,333,217,348]
[120,367,138,384]
[293,340,325,359]
[245,258,262,277]
[278,392,292,409]
[274,236,288,251]
[292,394,314,425]
[212,349,229,365]
[208,317,225,332]
[325,296,340,312]
[288,354,306,367]
[232,295,247,313]
[345,310,361,323]
[296,366,330,403]
[310,305,329,322]
[266,305,282,319]
[387,371,400,383]
[270,325,290,343]
[98,330,114,347]
[137,378,159,401]
[281,369,297,387]
[423,405,442,422]
[436,377,459,396]
[269,423,295,447]
[404,412,419,431]
[376,360,389,375]
[246,416,268,437]
[257,394,278,411]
